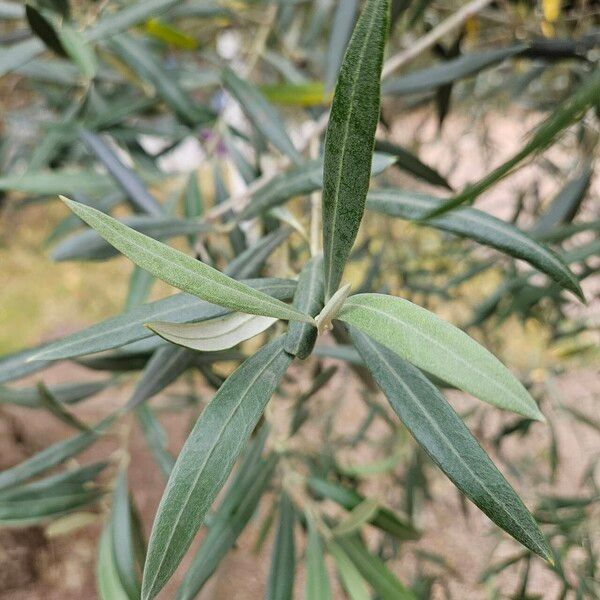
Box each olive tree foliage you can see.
[0,0,598,598]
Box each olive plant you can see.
[0,0,597,598]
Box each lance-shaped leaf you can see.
[97,524,132,600]
[325,0,360,91]
[322,0,389,299]
[349,328,552,560]
[126,346,194,411]
[239,153,395,222]
[60,198,312,324]
[110,470,143,599]
[222,68,301,163]
[374,139,452,190]
[58,24,98,80]
[52,216,212,261]
[0,489,104,526]
[284,257,324,359]
[79,129,163,216]
[308,477,417,539]
[382,45,526,95]
[137,405,175,479]
[531,166,592,238]
[0,417,112,491]
[147,313,277,353]
[141,337,292,600]
[425,71,600,218]
[25,4,66,57]
[328,541,370,600]
[338,294,544,420]
[110,34,214,126]
[30,278,295,361]
[367,190,583,299]
[37,383,90,432]
[334,535,415,600]
[0,379,110,408]
[176,453,277,599]
[266,493,296,600]
[305,515,332,600]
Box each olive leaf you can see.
[146,313,278,352]
[338,293,544,420]
[349,327,552,561]
[322,0,390,299]
[141,337,292,600]
[59,197,313,324]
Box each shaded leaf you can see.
[25,4,66,57]
[284,257,324,359]
[305,515,332,600]
[266,493,296,600]
[223,68,301,163]
[367,189,583,299]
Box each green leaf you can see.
[239,153,395,222]
[176,451,277,599]
[335,535,416,600]
[141,337,292,600]
[325,0,360,91]
[338,294,544,420]
[328,541,370,600]
[60,198,312,324]
[25,4,66,57]
[125,266,155,311]
[0,170,118,196]
[30,278,295,361]
[382,45,526,95]
[374,139,452,189]
[222,68,301,163]
[127,346,194,411]
[0,489,104,526]
[349,328,552,561]
[0,462,107,502]
[0,379,109,408]
[531,166,592,237]
[305,516,332,600]
[136,405,175,479]
[79,129,164,216]
[0,417,112,491]
[36,382,90,431]
[58,24,97,79]
[52,215,212,261]
[308,477,418,540]
[97,525,131,600]
[111,470,142,599]
[367,190,583,299]
[322,0,390,299]
[266,493,296,600]
[147,313,277,352]
[284,257,324,359]
[425,71,600,217]
[110,34,214,126]
[333,498,380,537]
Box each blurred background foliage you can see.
[0,0,598,598]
